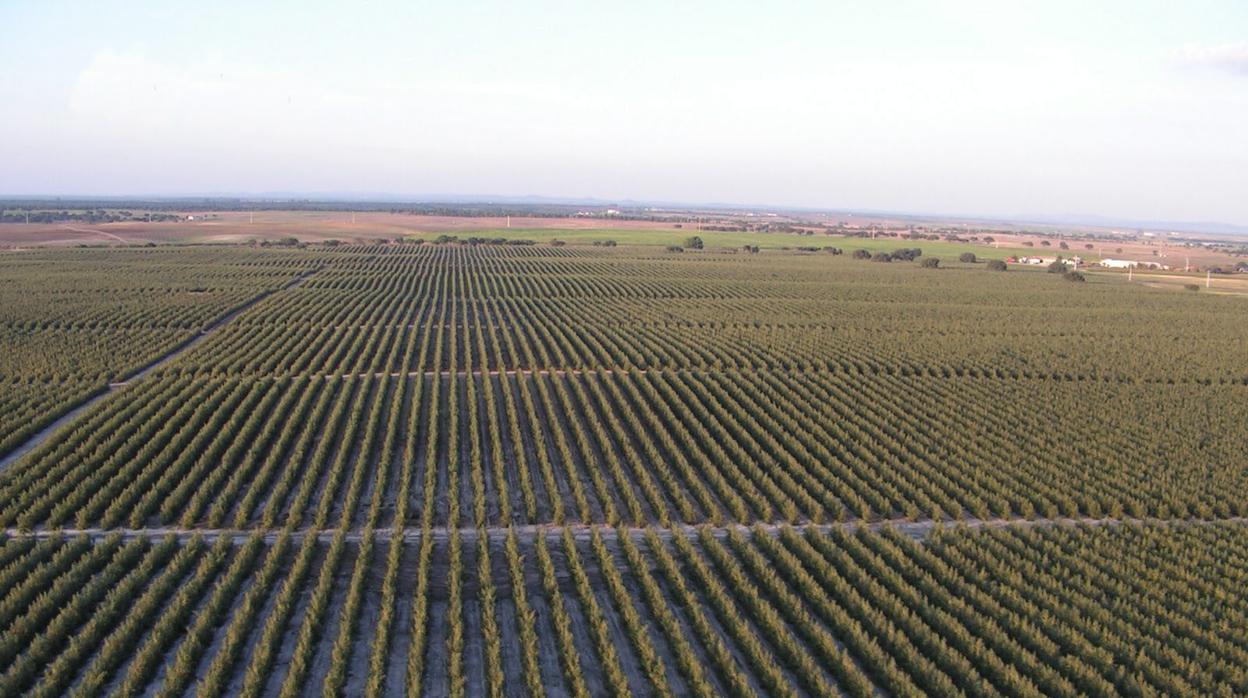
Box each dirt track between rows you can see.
[59,224,143,244]
[6,515,1244,544]
[321,368,643,380]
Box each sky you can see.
[1,1,1247,224]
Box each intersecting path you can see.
[5,515,1244,544]
[322,367,645,379]
[0,271,317,471]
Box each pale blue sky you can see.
[2,1,1246,223]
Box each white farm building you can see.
[1100,259,1166,270]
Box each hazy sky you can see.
[2,1,1246,223]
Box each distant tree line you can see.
[0,209,182,224]
[426,236,537,246]
[852,247,924,263]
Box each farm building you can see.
[1100,259,1166,270]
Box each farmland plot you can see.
[0,242,1245,696]
[0,248,319,461]
[3,245,1246,528]
[0,524,1245,696]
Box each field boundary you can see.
[6,515,1244,543]
[138,365,1248,386]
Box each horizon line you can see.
[1,193,1246,236]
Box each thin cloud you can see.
[1176,42,1248,76]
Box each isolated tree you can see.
[1063,270,1086,282]
[959,252,977,263]
[1059,241,1070,250]
[921,257,941,268]
[683,236,704,249]
[987,259,1008,271]
[1047,260,1069,274]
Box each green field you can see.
[392,226,1043,259]
[0,243,1244,696]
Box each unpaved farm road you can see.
[322,367,643,380]
[5,515,1244,544]
[299,365,1241,386]
[60,224,143,244]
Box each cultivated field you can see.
[0,243,1246,696]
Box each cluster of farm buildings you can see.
[1004,255,1170,270]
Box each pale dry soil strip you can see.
[5,515,1245,544]
[59,224,142,244]
[320,368,641,379]
[229,366,1247,387]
